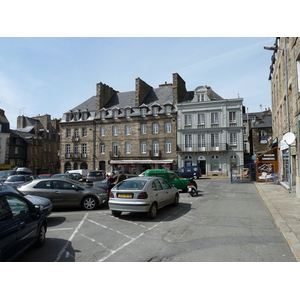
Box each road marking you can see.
[54,212,88,262]
[48,228,74,231]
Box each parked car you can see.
[0,183,52,217]
[4,174,36,189]
[94,174,138,190]
[38,174,52,179]
[0,191,47,262]
[0,170,17,183]
[66,169,89,181]
[140,169,191,192]
[52,173,82,181]
[18,178,108,210]
[108,176,179,219]
[86,170,105,184]
[178,166,201,179]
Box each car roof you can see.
[123,176,161,181]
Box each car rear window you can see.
[116,180,146,190]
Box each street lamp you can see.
[264,38,292,193]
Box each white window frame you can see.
[197,113,205,125]
[229,132,237,145]
[211,113,219,124]
[125,142,131,154]
[141,124,147,134]
[100,126,105,136]
[153,123,159,134]
[141,141,147,154]
[184,134,192,150]
[112,126,118,136]
[184,114,192,126]
[229,111,236,123]
[165,122,171,133]
[152,141,159,156]
[125,125,131,135]
[165,141,171,153]
[100,143,105,154]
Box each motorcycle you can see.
[187,176,198,197]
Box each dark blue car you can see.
[0,191,47,262]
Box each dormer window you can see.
[125,107,132,118]
[141,107,147,117]
[152,106,159,116]
[113,109,119,119]
[100,109,107,120]
[66,113,72,122]
[165,105,171,115]
[197,93,205,102]
[82,111,89,120]
[74,113,80,121]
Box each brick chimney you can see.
[135,77,153,106]
[172,73,187,104]
[96,82,117,111]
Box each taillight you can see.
[109,192,114,198]
[137,192,148,199]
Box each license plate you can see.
[117,193,133,198]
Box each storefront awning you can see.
[109,159,174,164]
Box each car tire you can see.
[173,194,179,206]
[147,202,157,219]
[111,210,122,217]
[35,223,46,247]
[82,196,98,210]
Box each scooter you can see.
[187,176,198,197]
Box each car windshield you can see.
[115,180,147,190]
[6,175,25,182]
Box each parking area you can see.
[16,192,194,262]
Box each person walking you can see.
[106,172,116,194]
[115,171,126,184]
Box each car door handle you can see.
[54,191,61,194]
[19,222,25,229]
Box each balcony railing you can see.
[177,143,238,152]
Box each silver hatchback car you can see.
[108,176,179,219]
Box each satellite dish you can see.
[283,132,295,145]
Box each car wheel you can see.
[35,223,46,247]
[173,194,179,206]
[147,203,157,219]
[111,210,122,217]
[82,196,98,210]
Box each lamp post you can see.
[264,38,292,192]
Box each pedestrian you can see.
[115,170,126,184]
[106,172,116,194]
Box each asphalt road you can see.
[16,178,296,262]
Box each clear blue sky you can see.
[0,37,275,128]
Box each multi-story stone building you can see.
[243,108,273,164]
[265,37,300,194]
[177,85,244,176]
[11,115,61,174]
[59,73,187,174]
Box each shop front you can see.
[109,159,175,175]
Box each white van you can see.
[66,169,89,180]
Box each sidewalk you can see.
[254,181,300,261]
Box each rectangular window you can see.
[211,113,218,124]
[197,113,205,125]
[165,105,171,115]
[74,144,78,157]
[198,134,205,149]
[153,123,159,134]
[141,141,147,154]
[184,134,192,150]
[141,124,147,134]
[100,143,105,154]
[125,142,131,154]
[66,144,70,157]
[100,126,105,136]
[113,143,118,156]
[152,141,159,156]
[229,133,237,145]
[184,115,192,127]
[229,111,236,123]
[141,107,147,117]
[165,122,171,133]
[211,133,219,147]
[125,125,131,135]
[112,126,118,136]
[82,143,87,154]
[153,106,159,116]
[165,141,171,153]
[82,128,87,137]
[66,128,71,138]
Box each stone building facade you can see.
[266,37,300,194]
[59,73,187,174]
